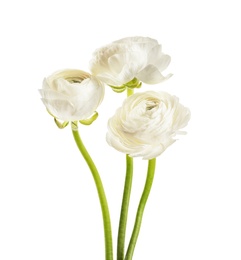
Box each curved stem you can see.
[125,159,156,260]
[72,126,113,260]
[117,155,133,260]
[117,87,135,259]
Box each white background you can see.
[0,0,241,259]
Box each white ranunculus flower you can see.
[89,36,172,87]
[107,91,190,160]
[39,69,105,121]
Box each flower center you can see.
[66,77,84,84]
[146,100,159,111]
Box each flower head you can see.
[107,91,190,159]
[39,69,105,122]
[89,36,172,89]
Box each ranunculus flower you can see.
[89,36,172,87]
[39,69,105,121]
[106,91,190,159]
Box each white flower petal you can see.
[147,45,171,70]
[39,88,67,100]
[136,65,168,84]
[41,98,75,121]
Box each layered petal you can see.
[90,36,171,87]
[39,69,105,121]
[106,91,190,159]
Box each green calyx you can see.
[71,112,99,131]
[53,112,98,130]
[79,111,98,125]
[54,118,69,129]
[46,109,69,129]
[109,78,142,93]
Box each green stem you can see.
[125,159,156,260]
[117,87,134,259]
[72,126,113,260]
[117,155,133,260]
[127,88,134,97]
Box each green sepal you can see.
[124,78,142,89]
[79,112,98,125]
[109,78,142,93]
[54,118,69,129]
[109,85,126,93]
[46,110,68,129]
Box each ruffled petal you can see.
[39,89,67,100]
[41,98,75,121]
[148,45,171,71]
[89,36,171,86]
[136,65,169,84]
